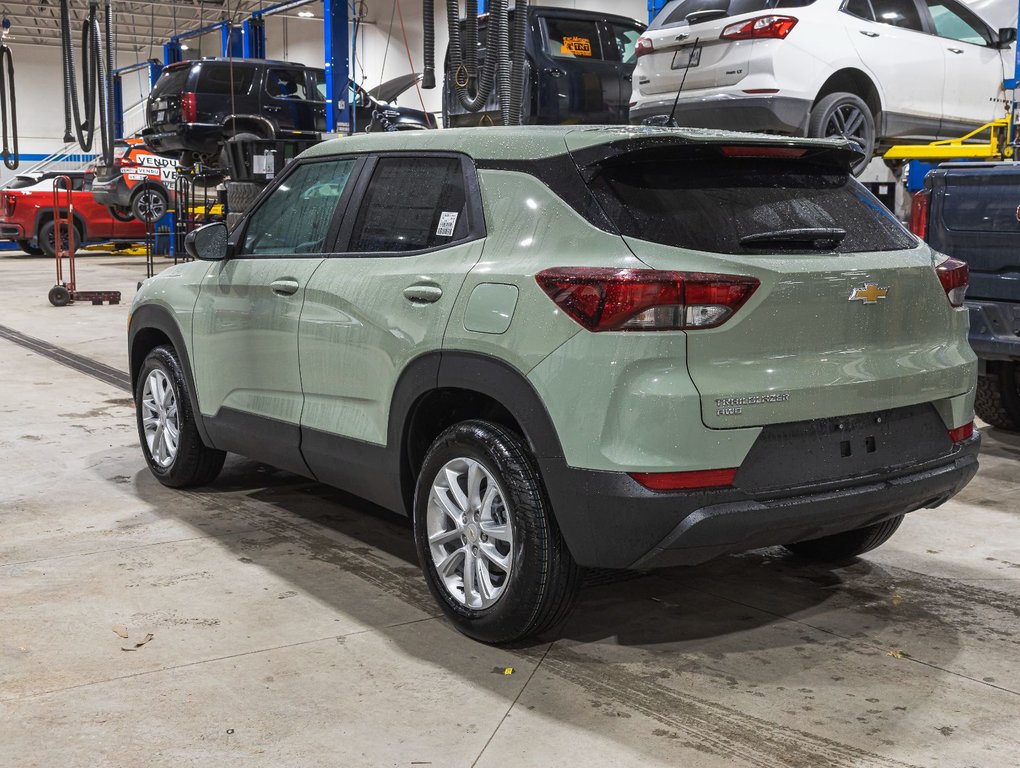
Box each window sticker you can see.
[561,36,593,56]
[436,211,459,237]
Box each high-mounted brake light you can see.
[910,189,930,240]
[935,257,968,307]
[535,268,759,332]
[180,92,197,123]
[721,146,808,159]
[635,36,654,57]
[630,468,738,491]
[721,15,798,40]
[948,422,974,443]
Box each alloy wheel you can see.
[141,369,180,468]
[825,103,868,145]
[135,189,167,222]
[426,457,515,610]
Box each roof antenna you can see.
[644,37,700,128]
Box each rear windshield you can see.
[589,156,917,254]
[150,67,191,98]
[651,0,814,29]
[195,64,255,96]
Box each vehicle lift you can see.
[47,177,121,307]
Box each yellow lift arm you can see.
[883,117,1014,162]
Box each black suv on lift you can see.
[444,7,645,127]
[143,58,326,168]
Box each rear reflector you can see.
[948,422,974,443]
[535,267,759,332]
[635,36,654,57]
[630,468,738,491]
[3,193,16,216]
[721,145,807,159]
[910,189,930,240]
[935,256,968,307]
[721,15,798,40]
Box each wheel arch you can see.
[222,115,274,138]
[813,68,882,122]
[129,304,213,445]
[34,208,88,242]
[393,351,565,516]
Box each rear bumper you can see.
[628,94,811,135]
[541,434,980,569]
[968,299,1020,362]
[0,222,25,239]
[142,124,222,156]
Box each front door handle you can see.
[947,47,964,54]
[542,67,565,77]
[271,279,300,296]
[859,30,880,37]
[403,283,443,304]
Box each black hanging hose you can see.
[493,0,510,126]
[422,0,436,89]
[509,0,528,125]
[0,41,18,170]
[446,0,504,114]
[60,0,114,166]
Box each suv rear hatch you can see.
[639,0,814,94]
[147,64,192,130]
[566,129,974,429]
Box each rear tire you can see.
[130,186,170,224]
[135,345,225,488]
[413,420,581,644]
[38,220,81,259]
[808,92,875,177]
[785,515,903,563]
[109,205,135,222]
[975,365,1020,431]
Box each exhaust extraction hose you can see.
[0,41,18,170]
[493,0,510,126]
[60,0,114,165]
[510,0,528,125]
[422,0,435,88]
[446,0,509,116]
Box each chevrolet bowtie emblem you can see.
[849,283,889,304]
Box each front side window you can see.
[543,18,605,60]
[869,0,924,31]
[242,159,356,256]
[925,0,991,45]
[348,157,469,253]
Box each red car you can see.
[0,174,149,257]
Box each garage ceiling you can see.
[0,1,287,52]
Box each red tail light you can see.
[935,257,968,307]
[910,189,930,240]
[721,15,798,40]
[635,36,654,57]
[721,146,807,159]
[535,267,759,332]
[948,421,974,443]
[630,468,738,491]
[3,193,16,216]
[181,92,197,123]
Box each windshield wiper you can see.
[686,9,729,24]
[739,228,848,251]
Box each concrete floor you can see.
[1,251,1018,768]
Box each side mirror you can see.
[185,221,229,261]
[997,27,1017,48]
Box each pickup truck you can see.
[914,162,1020,430]
[0,177,149,258]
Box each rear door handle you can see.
[271,279,300,296]
[859,30,880,37]
[403,283,443,304]
[947,47,964,54]
[542,67,565,77]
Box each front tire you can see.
[135,345,225,488]
[785,515,903,563]
[16,239,44,256]
[413,420,581,644]
[808,92,876,177]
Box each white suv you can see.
[629,0,1016,172]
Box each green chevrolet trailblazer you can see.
[128,126,979,642]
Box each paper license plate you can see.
[671,47,702,70]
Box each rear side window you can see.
[195,65,255,96]
[603,23,644,63]
[150,67,191,98]
[542,18,604,60]
[843,0,875,21]
[242,159,356,255]
[267,69,311,99]
[348,157,468,253]
[652,0,814,29]
[869,0,924,31]
[589,156,917,254]
[942,178,1020,232]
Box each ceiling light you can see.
[180,44,190,50]
[298,10,314,17]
